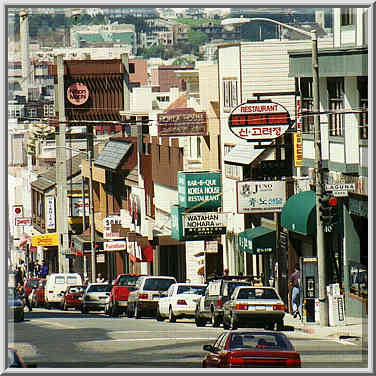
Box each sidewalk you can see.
[284,312,368,347]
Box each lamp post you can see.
[221,17,328,326]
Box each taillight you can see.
[228,356,244,367]
[286,357,301,367]
[217,298,222,307]
[235,304,248,310]
[273,304,285,311]
[177,299,187,305]
[138,293,148,299]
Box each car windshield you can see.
[177,285,206,295]
[237,288,279,300]
[229,333,294,351]
[143,278,175,291]
[26,280,39,288]
[117,275,140,286]
[88,284,111,293]
[227,282,251,297]
[67,276,80,284]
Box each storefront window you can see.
[349,264,367,299]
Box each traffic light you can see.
[319,195,338,225]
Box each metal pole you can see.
[312,30,328,326]
[88,151,96,282]
[81,176,87,278]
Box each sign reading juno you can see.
[228,100,291,142]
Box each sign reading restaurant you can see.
[183,212,227,237]
[158,108,207,137]
[237,180,286,213]
[228,100,291,142]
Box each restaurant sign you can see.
[104,240,127,251]
[67,82,89,106]
[32,233,59,247]
[237,180,286,213]
[228,101,291,142]
[183,212,226,238]
[157,108,207,137]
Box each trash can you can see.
[305,298,315,322]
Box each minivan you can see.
[45,273,82,309]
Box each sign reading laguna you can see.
[158,108,207,137]
[183,212,227,237]
[228,101,291,142]
[237,180,286,213]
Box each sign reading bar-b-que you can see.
[237,180,286,213]
[183,212,227,238]
[158,108,207,137]
[229,101,291,142]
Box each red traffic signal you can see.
[328,197,338,206]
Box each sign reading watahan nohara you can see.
[228,101,291,142]
[67,82,89,106]
[157,108,207,137]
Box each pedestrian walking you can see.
[16,282,32,312]
[289,264,302,319]
[40,261,48,278]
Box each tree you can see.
[187,30,209,54]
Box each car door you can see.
[159,284,173,316]
[205,333,228,367]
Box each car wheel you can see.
[111,302,119,317]
[230,314,238,330]
[168,307,176,323]
[211,311,221,327]
[156,306,164,321]
[127,305,133,318]
[195,311,206,327]
[134,304,141,319]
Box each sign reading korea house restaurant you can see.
[229,101,291,142]
[178,171,221,209]
[237,180,286,213]
[158,108,207,137]
[183,212,227,237]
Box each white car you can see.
[156,283,207,322]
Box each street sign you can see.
[15,217,32,226]
[325,183,355,197]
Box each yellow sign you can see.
[32,233,59,247]
[293,133,303,167]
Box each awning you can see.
[94,140,132,170]
[280,190,316,235]
[238,226,276,255]
[224,144,265,165]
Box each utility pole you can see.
[55,55,69,273]
[312,31,329,326]
[81,176,87,278]
[88,150,96,282]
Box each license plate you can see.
[255,306,265,310]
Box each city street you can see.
[9,308,368,369]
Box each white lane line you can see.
[29,320,76,330]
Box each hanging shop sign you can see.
[70,197,89,217]
[183,212,227,238]
[293,132,303,167]
[32,233,59,247]
[45,196,55,230]
[178,171,221,209]
[104,240,127,251]
[66,82,89,106]
[157,108,207,137]
[13,205,23,218]
[296,96,302,132]
[15,217,32,226]
[228,101,291,142]
[237,180,286,213]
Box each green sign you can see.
[238,226,276,255]
[178,171,222,209]
[171,205,184,241]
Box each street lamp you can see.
[221,17,328,326]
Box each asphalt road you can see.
[8,308,368,369]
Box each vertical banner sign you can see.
[296,96,302,132]
[45,196,55,230]
[293,133,303,167]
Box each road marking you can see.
[335,338,360,346]
[30,320,76,330]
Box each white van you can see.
[45,273,82,309]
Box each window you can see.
[223,78,238,110]
[328,78,344,137]
[300,78,314,134]
[341,8,355,26]
[197,137,201,159]
[224,144,242,179]
[358,77,368,140]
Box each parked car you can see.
[127,276,177,319]
[30,279,46,308]
[8,287,24,322]
[62,285,84,311]
[202,331,301,368]
[105,274,145,317]
[23,278,41,301]
[222,286,285,330]
[45,273,83,309]
[81,283,111,313]
[156,283,207,322]
[195,276,252,327]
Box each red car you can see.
[23,278,41,298]
[202,331,301,368]
[30,279,46,308]
[106,274,145,317]
[62,285,84,310]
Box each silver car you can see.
[222,286,285,331]
[81,283,111,313]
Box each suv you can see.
[195,276,252,327]
[127,276,177,319]
[106,274,145,317]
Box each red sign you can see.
[15,217,32,226]
[67,82,89,106]
[228,101,291,142]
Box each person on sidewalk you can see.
[96,273,104,283]
[289,264,302,319]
